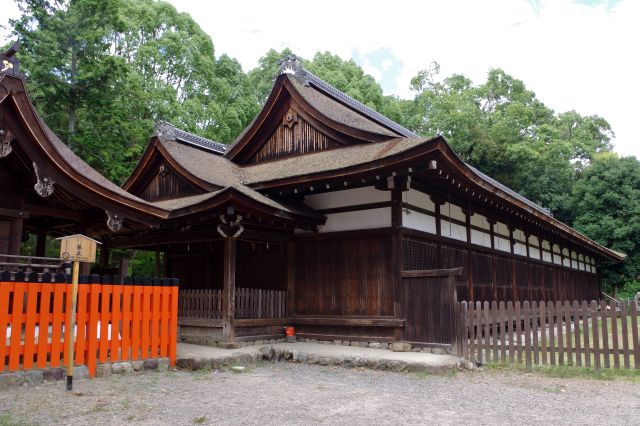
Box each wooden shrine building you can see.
[0,50,624,348]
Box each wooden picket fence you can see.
[236,288,286,319]
[458,300,639,369]
[178,288,286,320]
[0,272,179,378]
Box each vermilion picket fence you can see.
[0,272,179,377]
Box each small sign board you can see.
[57,234,101,263]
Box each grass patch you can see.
[192,416,208,424]
[0,413,32,426]
[484,361,640,381]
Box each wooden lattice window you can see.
[403,237,438,271]
[440,245,467,285]
[495,257,512,288]
[471,251,492,286]
[514,260,528,288]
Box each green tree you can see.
[570,153,640,293]
[11,0,259,182]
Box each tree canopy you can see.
[6,0,636,290]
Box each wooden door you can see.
[402,268,461,344]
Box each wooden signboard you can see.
[57,234,100,263]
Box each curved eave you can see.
[435,140,625,263]
[0,73,169,224]
[164,187,325,226]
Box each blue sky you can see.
[1,0,638,157]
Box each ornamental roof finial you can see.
[277,54,309,86]
[0,42,21,76]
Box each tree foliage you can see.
[11,0,259,182]
[570,153,640,290]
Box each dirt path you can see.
[0,364,638,425]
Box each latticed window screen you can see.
[495,257,512,287]
[440,245,467,285]
[403,237,438,270]
[514,260,529,287]
[530,264,543,288]
[543,266,554,289]
[471,252,492,286]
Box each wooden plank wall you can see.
[293,236,394,317]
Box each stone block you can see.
[0,372,25,387]
[368,342,381,349]
[143,358,159,370]
[131,360,145,371]
[391,342,411,352]
[379,343,389,350]
[285,336,297,343]
[342,341,351,346]
[432,348,447,355]
[24,370,43,385]
[157,358,171,371]
[95,364,112,378]
[411,347,422,352]
[318,356,331,366]
[74,365,89,379]
[342,357,356,368]
[43,368,65,382]
[307,354,319,364]
[422,347,432,354]
[111,362,134,375]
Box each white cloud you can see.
[1,0,637,157]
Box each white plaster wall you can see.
[494,236,511,252]
[470,213,490,230]
[514,242,527,256]
[529,246,540,259]
[579,262,586,271]
[542,251,552,263]
[513,229,526,242]
[542,240,551,250]
[303,186,389,210]
[318,207,391,233]
[553,254,562,265]
[405,189,435,212]
[563,257,570,267]
[441,220,467,241]
[496,222,509,237]
[403,209,437,234]
[471,229,492,248]
[441,202,466,222]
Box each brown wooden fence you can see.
[178,288,286,320]
[0,273,179,377]
[458,300,639,369]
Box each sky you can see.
[1,0,638,157]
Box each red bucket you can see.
[284,326,295,337]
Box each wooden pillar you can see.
[391,186,404,342]
[489,219,497,301]
[35,230,46,257]
[222,237,237,343]
[286,242,295,317]
[465,208,473,301]
[99,246,110,269]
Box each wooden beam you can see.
[401,267,463,278]
[222,237,236,342]
[35,230,46,257]
[289,316,404,327]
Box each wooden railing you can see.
[459,300,639,370]
[178,288,286,321]
[0,273,179,377]
[0,254,65,274]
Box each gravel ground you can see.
[0,364,638,426]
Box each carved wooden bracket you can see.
[158,163,168,177]
[106,210,123,232]
[32,162,55,197]
[0,127,13,158]
[217,213,244,238]
[282,108,298,129]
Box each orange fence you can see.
[0,272,179,377]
